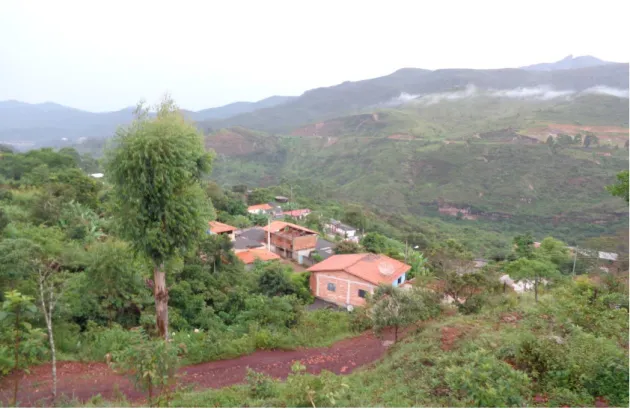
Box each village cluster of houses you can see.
[207,198,406,309]
[208,198,622,309]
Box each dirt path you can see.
[0,330,397,407]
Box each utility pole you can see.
[405,240,408,263]
[571,247,578,275]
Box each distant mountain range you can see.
[520,55,615,71]
[0,56,627,146]
[0,96,296,145]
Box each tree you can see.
[334,240,362,255]
[343,205,365,232]
[256,263,298,298]
[360,232,388,253]
[105,97,213,339]
[0,290,46,406]
[368,285,439,342]
[82,241,148,326]
[427,239,474,274]
[583,133,599,148]
[247,188,274,205]
[441,271,492,314]
[536,237,570,270]
[513,234,535,259]
[606,170,629,203]
[574,133,583,146]
[505,258,559,302]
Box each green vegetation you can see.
[106,98,214,339]
[166,273,629,408]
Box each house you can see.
[263,221,318,263]
[283,208,311,220]
[275,196,289,203]
[307,253,411,307]
[326,219,358,240]
[208,221,237,241]
[247,203,273,215]
[235,248,281,270]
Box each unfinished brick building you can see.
[262,221,318,263]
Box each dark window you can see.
[397,276,403,284]
[358,289,367,298]
[327,283,336,292]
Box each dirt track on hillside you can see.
[0,329,399,407]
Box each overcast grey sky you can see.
[1,0,628,112]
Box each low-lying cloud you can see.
[383,84,629,107]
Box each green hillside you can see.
[207,95,629,252]
[202,64,629,133]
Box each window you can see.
[397,276,403,284]
[358,289,367,298]
[327,283,336,292]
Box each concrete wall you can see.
[310,270,375,307]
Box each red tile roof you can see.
[262,221,318,235]
[247,203,273,212]
[307,253,410,285]
[235,248,281,264]
[283,209,311,217]
[209,221,237,234]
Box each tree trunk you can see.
[394,325,399,343]
[534,274,539,303]
[47,322,57,402]
[38,272,58,403]
[12,310,21,407]
[154,265,169,340]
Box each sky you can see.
[1,0,628,112]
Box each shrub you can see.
[349,307,372,333]
[457,293,486,315]
[77,322,144,362]
[283,361,349,407]
[245,368,277,399]
[444,350,531,407]
[111,330,185,407]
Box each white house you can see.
[326,219,357,240]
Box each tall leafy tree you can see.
[105,97,213,339]
[606,170,629,203]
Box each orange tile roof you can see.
[307,253,410,285]
[208,221,237,234]
[262,221,318,235]
[247,203,273,212]
[235,248,281,264]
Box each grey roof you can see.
[316,238,335,251]
[237,227,266,244]
[312,238,335,260]
[233,236,264,250]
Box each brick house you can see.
[307,253,411,308]
[263,221,318,263]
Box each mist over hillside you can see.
[1,59,627,148]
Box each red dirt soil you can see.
[0,330,398,407]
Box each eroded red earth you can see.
[0,330,397,407]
